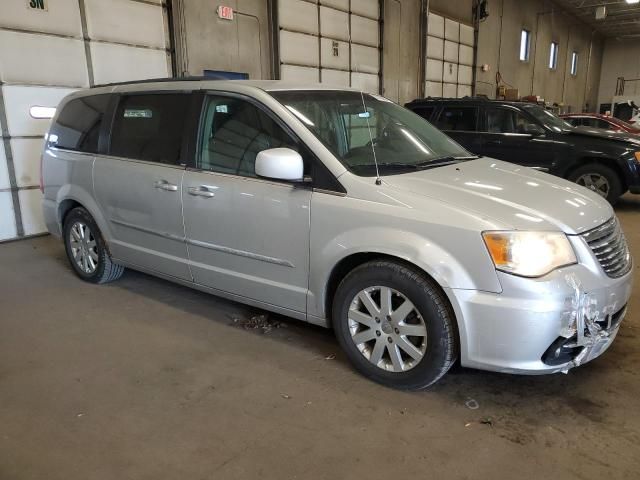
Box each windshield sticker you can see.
[216,104,229,113]
[358,111,371,118]
[124,109,152,119]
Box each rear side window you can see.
[48,95,110,153]
[110,94,190,165]
[434,107,478,131]
[412,106,436,121]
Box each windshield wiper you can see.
[415,155,478,169]
[353,162,420,170]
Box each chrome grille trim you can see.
[581,217,632,278]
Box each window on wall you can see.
[571,51,579,76]
[549,42,558,69]
[519,30,531,61]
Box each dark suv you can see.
[405,98,640,203]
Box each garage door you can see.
[0,0,171,242]
[278,0,381,94]
[425,12,474,99]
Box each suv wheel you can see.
[568,163,623,204]
[63,207,124,283]
[332,260,457,390]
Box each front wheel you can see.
[568,163,623,204]
[332,260,457,390]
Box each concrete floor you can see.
[1,196,639,480]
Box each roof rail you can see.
[92,76,214,88]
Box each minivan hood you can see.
[382,158,613,234]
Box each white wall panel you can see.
[351,72,378,94]
[320,7,349,41]
[0,141,9,190]
[443,82,457,97]
[322,69,350,86]
[3,86,75,137]
[281,65,319,83]
[18,189,45,236]
[426,59,443,81]
[351,45,379,74]
[0,31,88,87]
[279,31,319,67]
[443,63,458,83]
[85,0,166,49]
[320,38,349,70]
[0,192,17,240]
[351,0,379,19]
[444,40,458,62]
[425,81,443,97]
[460,24,474,46]
[428,13,444,38]
[0,0,82,37]
[444,19,459,42]
[11,138,43,187]
[427,37,444,60]
[457,84,472,97]
[458,65,473,85]
[320,0,348,10]
[90,43,169,85]
[459,44,474,65]
[351,15,379,47]
[279,0,319,35]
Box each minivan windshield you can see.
[520,104,572,132]
[271,90,473,176]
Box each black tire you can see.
[568,163,623,205]
[63,207,124,284]
[332,260,457,390]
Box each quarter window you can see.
[434,107,478,131]
[48,95,110,153]
[109,94,190,165]
[198,96,300,177]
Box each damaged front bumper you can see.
[445,235,633,374]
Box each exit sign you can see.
[217,5,234,20]
[28,0,47,11]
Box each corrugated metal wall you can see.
[277,0,381,94]
[0,0,171,242]
[425,11,474,98]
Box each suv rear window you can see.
[109,93,190,165]
[434,107,478,131]
[48,95,110,153]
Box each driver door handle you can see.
[188,186,215,198]
[154,180,178,191]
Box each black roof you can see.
[406,97,527,108]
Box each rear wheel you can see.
[568,163,623,204]
[332,260,457,390]
[63,207,124,283]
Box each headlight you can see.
[482,231,577,277]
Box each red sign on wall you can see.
[217,5,234,20]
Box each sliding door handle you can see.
[154,180,178,191]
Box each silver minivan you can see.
[42,80,633,389]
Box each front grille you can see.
[581,217,632,278]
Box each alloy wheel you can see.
[69,221,98,274]
[347,286,427,372]
[576,173,610,198]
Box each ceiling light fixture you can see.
[625,0,640,5]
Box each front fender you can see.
[308,226,501,320]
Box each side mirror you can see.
[255,148,304,181]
